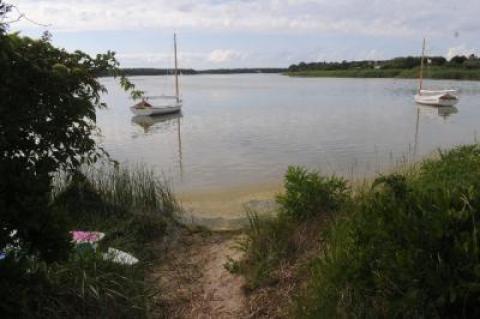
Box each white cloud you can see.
[117,51,210,68]
[446,45,477,60]
[363,49,385,61]
[5,1,479,68]
[115,50,248,68]
[207,49,244,63]
[7,0,480,38]
[116,52,171,65]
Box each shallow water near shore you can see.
[97,74,480,221]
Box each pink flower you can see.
[70,231,105,244]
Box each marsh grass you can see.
[53,164,177,216]
[237,215,335,318]
[238,167,349,289]
[238,211,297,288]
[298,144,480,318]
[1,164,178,318]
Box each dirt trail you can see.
[150,231,247,318]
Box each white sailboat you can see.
[414,38,458,107]
[130,33,182,116]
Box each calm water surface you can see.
[98,74,480,194]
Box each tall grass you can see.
[238,167,349,289]
[238,211,297,288]
[53,164,177,216]
[1,164,178,318]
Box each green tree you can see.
[449,55,467,64]
[0,2,141,262]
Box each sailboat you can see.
[130,33,182,116]
[414,38,458,107]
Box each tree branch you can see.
[3,5,51,27]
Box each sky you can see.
[3,0,479,69]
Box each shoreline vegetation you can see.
[286,67,480,80]
[287,55,480,80]
[98,67,287,77]
[9,143,480,318]
[2,164,181,318]
[103,54,480,81]
[233,144,480,318]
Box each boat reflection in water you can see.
[131,112,183,134]
[413,105,459,160]
[417,105,458,119]
[131,112,184,177]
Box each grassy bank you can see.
[1,165,179,318]
[286,66,480,80]
[237,144,480,318]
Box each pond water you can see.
[97,74,480,221]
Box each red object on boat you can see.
[134,99,153,108]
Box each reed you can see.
[236,167,349,290]
[53,164,177,217]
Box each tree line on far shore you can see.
[99,67,287,77]
[288,54,480,72]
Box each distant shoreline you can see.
[285,67,480,81]
[98,66,480,81]
[98,67,287,77]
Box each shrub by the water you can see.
[277,166,349,220]
[239,145,480,317]
[299,144,480,318]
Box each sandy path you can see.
[150,232,247,318]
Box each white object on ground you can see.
[103,247,139,265]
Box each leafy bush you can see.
[299,145,480,318]
[0,25,140,262]
[277,166,349,220]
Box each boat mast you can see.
[419,37,426,94]
[174,33,179,103]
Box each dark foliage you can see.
[1,165,176,318]
[0,10,140,262]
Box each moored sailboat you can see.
[414,38,459,107]
[130,33,182,116]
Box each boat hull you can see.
[414,94,458,107]
[130,103,182,116]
